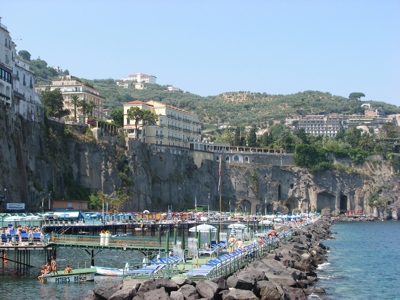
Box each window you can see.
[23,74,26,86]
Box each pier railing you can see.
[50,233,177,250]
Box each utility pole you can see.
[207,193,210,220]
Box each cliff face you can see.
[0,107,399,218]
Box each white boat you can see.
[92,263,132,276]
[42,268,96,283]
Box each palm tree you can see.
[87,100,96,118]
[78,99,89,123]
[70,95,80,122]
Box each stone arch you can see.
[225,155,231,163]
[239,199,251,213]
[340,195,348,214]
[233,154,243,163]
[244,156,249,163]
[284,197,299,214]
[317,191,335,213]
[266,203,274,214]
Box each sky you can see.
[2,0,400,106]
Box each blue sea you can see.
[1,221,399,300]
[0,248,141,300]
[316,220,400,300]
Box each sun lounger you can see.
[129,263,166,276]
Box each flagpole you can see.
[219,156,222,230]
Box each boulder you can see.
[140,287,169,300]
[196,279,219,299]
[109,287,136,300]
[170,291,185,300]
[256,280,282,300]
[92,284,120,300]
[221,288,259,300]
[137,278,178,293]
[227,269,265,290]
[178,284,198,300]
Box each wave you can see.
[318,274,343,281]
[317,262,330,270]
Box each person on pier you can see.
[64,265,72,273]
[50,256,58,275]
[228,235,236,253]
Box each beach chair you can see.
[199,244,219,257]
[129,263,166,277]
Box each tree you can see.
[18,50,31,61]
[126,107,157,139]
[247,128,257,147]
[142,109,158,126]
[380,122,399,139]
[78,99,89,123]
[70,95,80,122]
[41,88,70,118]
[260,131,274,148]
[349,92,365,101]
[87,100,96,117]
[110,108,124,127]
[345,127,362,148]
[234,126,241,146]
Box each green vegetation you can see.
[25,54,400,174]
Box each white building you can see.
[122,73,157,84]
[123,100,201,148]
[0,18,43,121]
[0,18,13,106]
[36,75,105,121]
[13,57,43,121]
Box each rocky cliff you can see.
[1,106,399,218]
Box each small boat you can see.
[92,263,132,276]
[42,268,96,283]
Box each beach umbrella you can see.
[164,230,170,253]
[228,223,247,229]
[189,224,217,233]
[173,227,177,245]
[181,228,185,250]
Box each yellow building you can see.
[123,100,201,148]
[35,75,104,121]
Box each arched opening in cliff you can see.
[266,203,274,214]
[284,197,299,214]
[316,191,335,213]
[340,195,348,214]
[239,199,251,214]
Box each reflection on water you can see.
[0,248,143,300]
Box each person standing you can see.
[50,256,58,275]
[228,235,236,253]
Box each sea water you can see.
[316,221,400,300]
[0,248,143,300]
[1,222,399,300]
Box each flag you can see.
[218,156,222,191]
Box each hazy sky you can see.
[2,0,400,106]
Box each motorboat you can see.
[42,268,96,283]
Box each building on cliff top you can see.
[123,100,201,148]
[35,75,105,122]
[0,18,43,121]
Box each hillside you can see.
[27,56,400,128]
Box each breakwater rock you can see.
[84,218,332,300]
